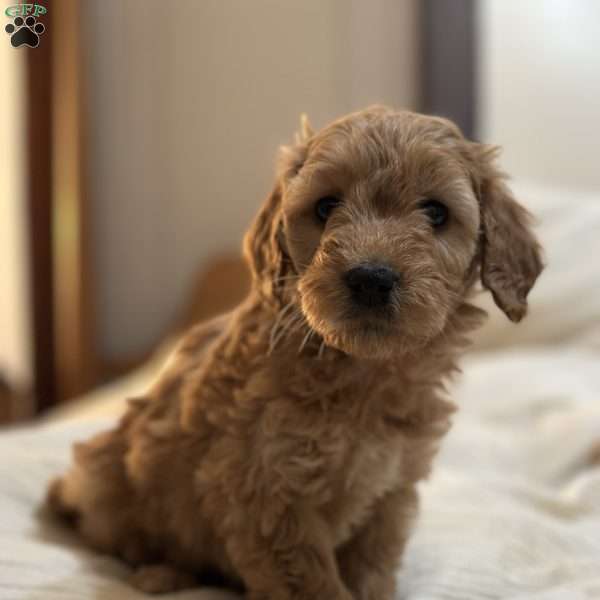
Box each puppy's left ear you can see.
[243,121,310,296]
[476,149,544,322]
[243,183,287,295]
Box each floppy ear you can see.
[243,146,308,295]
[478,167,544,322]
[243,183,288,297]
[243,114,312,296]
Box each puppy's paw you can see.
[129,564,197,594]
[45,477,79,525]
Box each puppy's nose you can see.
[344,264,400,308]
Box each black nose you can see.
[344,264,400,308]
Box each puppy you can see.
[47,106,543,598]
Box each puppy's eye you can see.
[420,199,449,228]
[315,196,341,223]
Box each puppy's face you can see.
[246,108,543,359]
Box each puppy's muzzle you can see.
[344,263,401,309]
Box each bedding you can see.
[1,180,599,599]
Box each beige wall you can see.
[83,0,420,360]
[478,0,600,191]
[0,10,30,390]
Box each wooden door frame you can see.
[25,1,55,412]
[25,0,98,411]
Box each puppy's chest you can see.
[324,431,404,545]
[259,396,404,544]
[283,378,410,544]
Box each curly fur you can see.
[47,106,543,598]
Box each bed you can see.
[1,181,600,599]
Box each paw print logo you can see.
[5,15,45,48]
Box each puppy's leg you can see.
[225,508,353,600]
[337,487,418,600]
[46,476,79,524]
[46,430,150,562]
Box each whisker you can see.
[281,311,304,340]
[270,309,304,353]
[318,340,326,359]
[273,274,300,283]
[268,301,295,354]
[298,328,314,354]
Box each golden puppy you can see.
[48,107,543,598]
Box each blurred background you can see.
[1,0,599,422]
